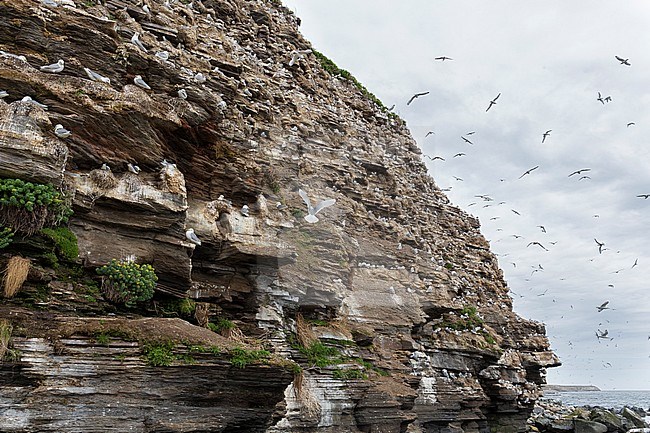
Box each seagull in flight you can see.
[434,56,453,61]
[596,329,611,340]
[423,155,445,161]
[460,136,473,145]
[542,130,552,143]
[568,168,590,177]
[298,189,336,223]
[486,93,501,112]
[453,152,466,158]
[527,241,548,251]
[466,131,476,135]
[637,194,650,199]
[631,258,638,268]
[537,225,546,233]
[615,55,631,66]
[597,92,605,104]
[425,131,435,137]
[597,301,610,312]
[627,122,635,127]
[518,165,539,179]
[594,238,605,254]
[407,91,430,105]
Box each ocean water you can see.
[543,390,650,410]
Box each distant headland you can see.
[544,385,601,392]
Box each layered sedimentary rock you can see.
[0,0,559,432]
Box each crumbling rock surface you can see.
[0,0,559,432]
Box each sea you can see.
[542,390,650,410]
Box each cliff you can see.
[0,0,560,432]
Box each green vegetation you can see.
[41,227,79,262]
[208,318,235,334]
[333,368,368,380]
[0,178,73,235]
[0,227,13,249]
[184,343,221,355]
[312,50,390,113]
[263,168,281,194]
[229,347,271,368]
[96,259,157,307]
[433,306,497,345]
[299,341,342,367]
[95,333,110,345]
[142,341,175,366]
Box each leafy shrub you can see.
[208,318,235,333]
[0,178,73,235]
[0,227,13,249]
[229,347,270,368]
[41,227,78,262]
[96,259,157,306]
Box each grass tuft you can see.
[3,256,31,298]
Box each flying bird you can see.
[597,92,605,104]
[298,189,336,223]
[578,176,591,181]
[537,225,546,233]
[423,155,445,161]
[615,55,630,66]
[542,130,552,143]
[627,122,635,127]
[511,209,521,215]
[632,258,638,268]
[518,165,539,179]
[40,59,64,73]
[568,168,590,177]
[594,238,605,254]
[637,194,650,199]
[527,241,548,251]
[54,124,71,138]
[453,153,466,158]
[131,32,148,53]
[289,49,311,66]
[434,56,453,61]
[407,91,430,105]
[461,136,473,145]
[425,131,435,137]
[185,228,201,246]
[466,131,476,135]
[597,301,610,312]
[486,93,500,112]
[84,67,110,84]
[595,329,610,340]
[133,75,151,90]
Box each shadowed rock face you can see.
[0,0,559,432]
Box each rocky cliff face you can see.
[0,0,559,432]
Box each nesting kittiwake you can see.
[21,96,48,110]
[133,75,151,90]
[178,88,187,99]
[240,205,250,217]
[101,163,111,171]
[84,67,110,84]
[0,90,8,98]
[298,188,336,223]
[289,49,311,67]
[0,50,27,62]
[142,4,150,14]
[130,32,148,53]
[127,163,141,174]
[54,124,71,138]
[40,59,64,73]
[194,72,207,83]
[155,50,169,61]
[185,228,201,246]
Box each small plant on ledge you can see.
[0,178,73,235]
[96,259,157,307]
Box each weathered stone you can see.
[573,419,608,433]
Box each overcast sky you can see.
[282,0,650,391]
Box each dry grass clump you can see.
[295,313,317,348]
[159,164,185,195]
[3,256,31,298]
[194,302,210,328]
[0,319,12,360]
[293,370,321,418]
[89,168,118,190]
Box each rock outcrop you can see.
[0,0,559,432]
